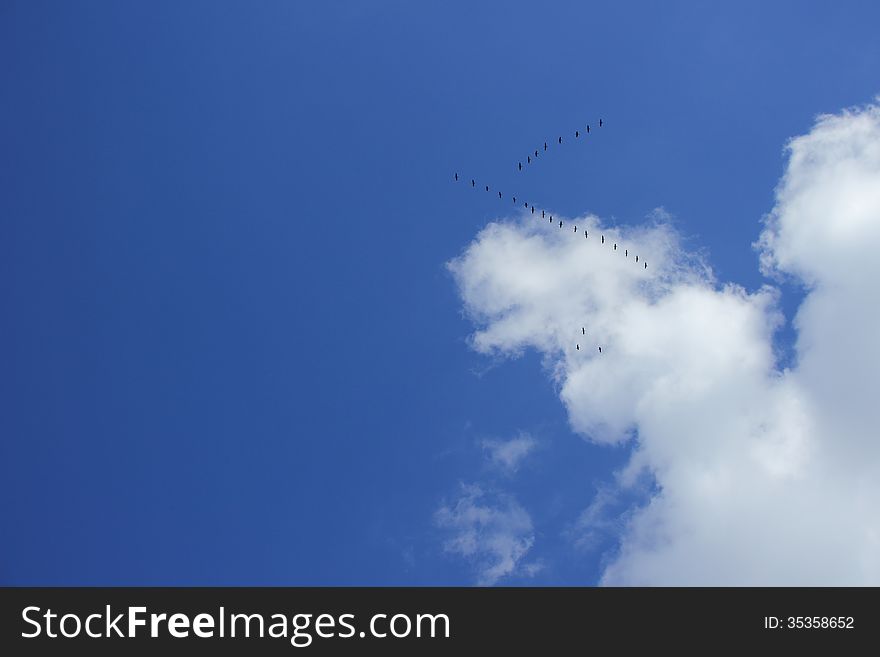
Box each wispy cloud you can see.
[435,484,536,585]
[448,101,880,585]
[482,433,537,474]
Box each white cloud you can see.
[569,484,631,552]
[482,433,537,473]
[448,101,880,585]
[435,484,536,585]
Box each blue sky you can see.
[2,1,879,585]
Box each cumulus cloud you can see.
[448,101,880,585]
[434,484,537,585]
[482,433,537,473]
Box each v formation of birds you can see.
[453,118,648,355]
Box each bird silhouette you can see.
[576,130,580,138]
[519,162,522,171]
[454,173,458,181]
[471,179,475,187]
[558,136,562,144]
[599,118,603,127]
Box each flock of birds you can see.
[453,117,649,355]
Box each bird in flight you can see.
[599,118,603,127]
[454,172,458,181]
